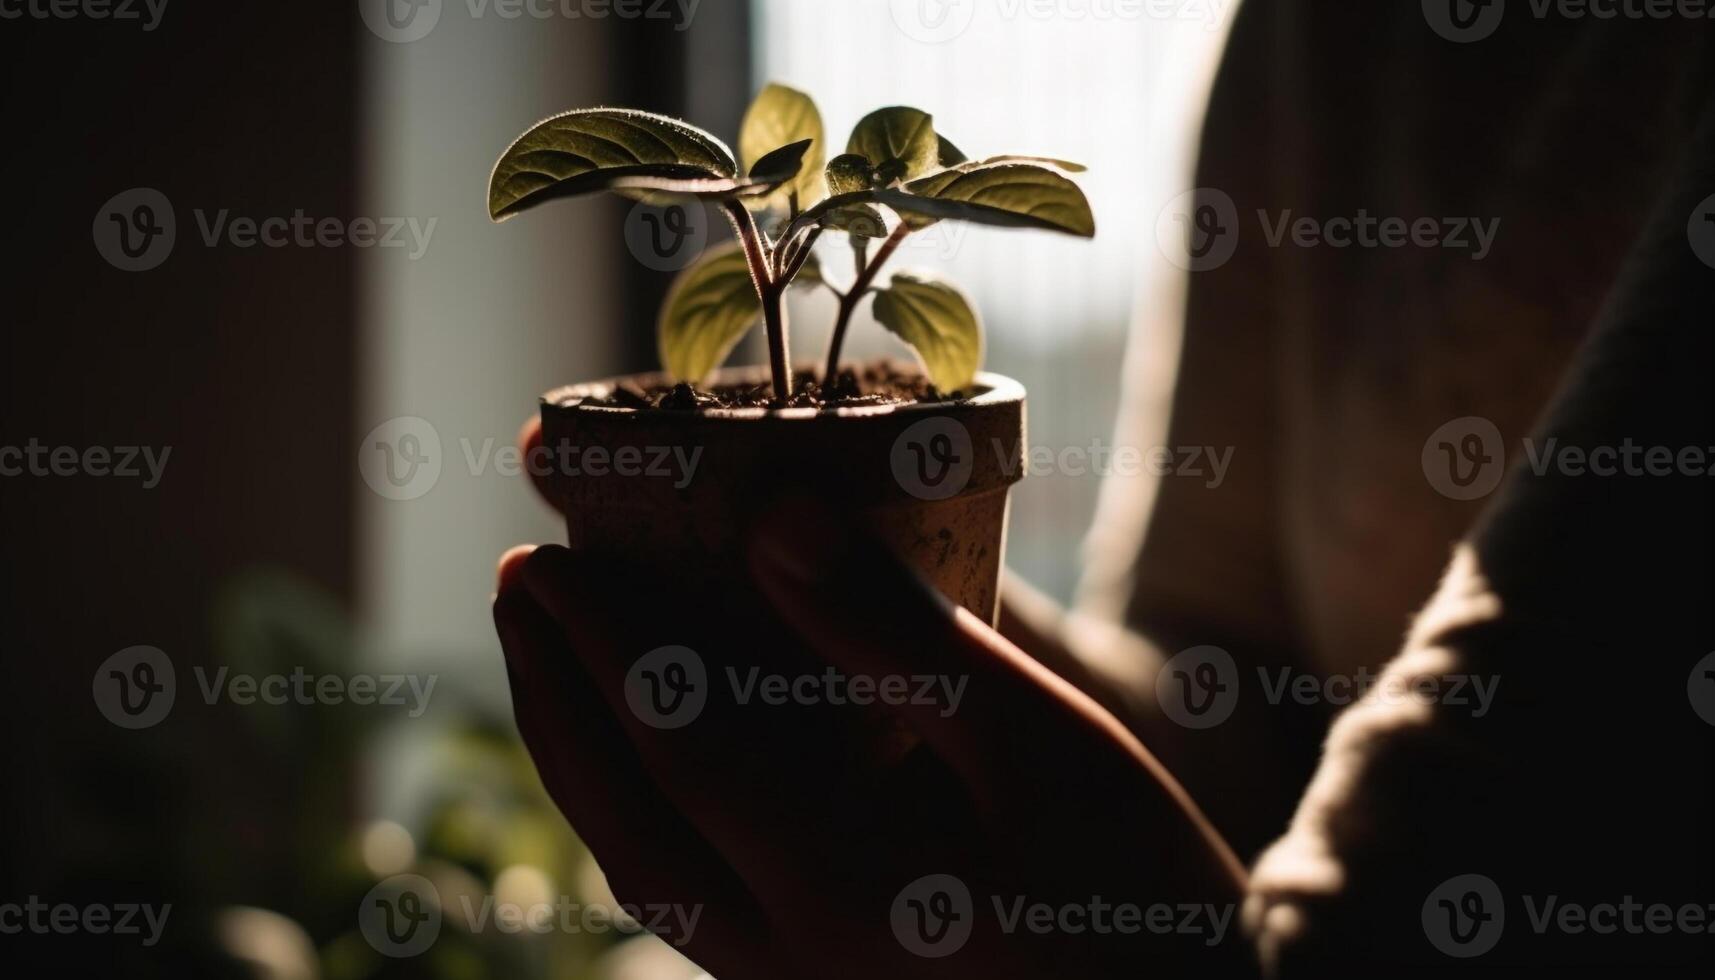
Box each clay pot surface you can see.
[539,367,1026,623]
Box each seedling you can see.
[488,83,1094,404]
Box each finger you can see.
[749,499,1252,891]
[746,495,1138,792]
[494,582,767,968]
[518,545,837,905]
[496,543,536,594]
[517,415,559,514]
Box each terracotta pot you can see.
[539,366,1026,623]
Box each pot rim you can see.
[543,367,1025,422]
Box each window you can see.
[755,0,1235,598]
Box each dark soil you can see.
[590,359,961,411]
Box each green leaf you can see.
[739,83,826,207]
[934,136,1085,172]
[871,271,983,392]
[847,107,938,185]
[936,134,969,167]
[821,203,889,239]
[824,153,873,195]
[657,241,761,383]
[490,108,737,220]
[972,154,1087,173]
[878,163,1095,236]
[747,138,814,185]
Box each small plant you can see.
[488,83,1094,405]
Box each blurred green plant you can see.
[153,567,683,980]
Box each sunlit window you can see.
[755,0,1234,596]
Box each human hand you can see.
[494,420,1253,979]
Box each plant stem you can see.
[761,282,791,404]
[822,222,910,385]
[722,200,792,402]
[780,227,822,284]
